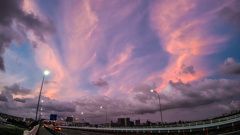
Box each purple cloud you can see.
[0,0,56,71]
[92,78,109,89]
[44,80,57,84]
[4,83,31,95]
[164,78,240,110]
[179,64,196,75]
[218,1,240,30]
[180,64,196,75]
[13,98,26,103]
[0,95,8,102]
[218,58,240,75]
[23,96,76,113]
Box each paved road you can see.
[37,126,53,135]
[61,128,114,135]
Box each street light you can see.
[35,70,50,121]
[81,112,85,126]
[100,106,107,124]
[151,89,163,124]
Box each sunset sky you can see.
[0,0,240,124]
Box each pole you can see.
[157,93,163,124]
[106,107,107,124]
[35,75,45,121]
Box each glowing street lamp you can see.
[100,106,107,124]
[151,89,163,123]
[35,70,50,121]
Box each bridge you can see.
[58,113,240,134]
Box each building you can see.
[118,118,130,126]
[134,119,140,126]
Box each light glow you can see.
[44,70,50,76]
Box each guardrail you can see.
[23,124,39,135]
[60,114,240,134]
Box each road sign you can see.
[50,114,57,120]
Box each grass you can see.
[0,124,26,135]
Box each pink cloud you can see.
[149,0,229,92]
[24,0,232,100]
[60,0,99,72]
[44,89,59,99]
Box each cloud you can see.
[40,98,76,112]
[13,98,26,103]
[0,93,76,118]
[4,83,31,95]
[218,58,240,75]
[218,0,240,30]
[180,64,196,75]
[149,0,228,92]
[132,83,156,104]
[92,78,109,89]
[75,84,158,116]
[0,95,8,102]
[44,80,57,84]
[0,0,56,71]
[164,78,240,110]
[0,79,239,122]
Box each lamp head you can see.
[44,70,50,76]
[100,106,103,109]
[81,112,84,115]
[150,89,154,93]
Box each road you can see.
[60,128,114,135]
[37,126,52,135]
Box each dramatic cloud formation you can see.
[0,0,240,123]
[148,0,233,92]
[163,78,240,110]
[0,0,55,71]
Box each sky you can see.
[0,0,240,124]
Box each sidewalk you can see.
[37,126,53,135]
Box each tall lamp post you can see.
[35,70,50,121]
[39,100,44,120]
[100,106,107,124]
[151,89,163,124]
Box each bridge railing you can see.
[60,112,240,132]
[23,124,39,135]
[121,113,240,129]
